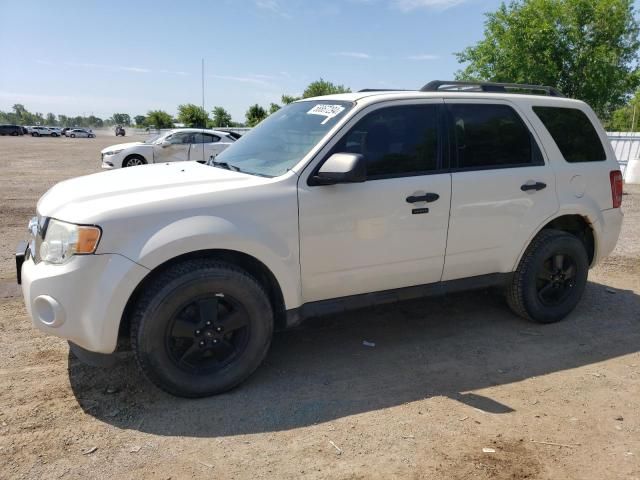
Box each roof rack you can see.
[420,80,564,97]
[358,88,410,92]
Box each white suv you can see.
[17,81,623,397]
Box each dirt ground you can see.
[0,134,639,480]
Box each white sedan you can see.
[101,128,236,169]
[67,128,95,138]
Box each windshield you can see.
[210,100,354,177]
[144,133,165,144]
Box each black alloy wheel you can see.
[166,294,250,373]
[536,253,577,306]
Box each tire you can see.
[11,131,18,136]
[123,155,146,167]
[89,134,95,138]
[32,132,39,137]
[51,133,58,137]
[70,134,75,138]
[507,229,588,323]
[131,260,273,397]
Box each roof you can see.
[299,89,585,109]
[169,128,233,135]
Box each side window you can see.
[449,104,539,169]
[194,133,220,143]
[167,133,192,144]
[333,104,439,178]
[532,106,606,162]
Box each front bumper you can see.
[20,252,149,353]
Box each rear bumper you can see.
[593,208,623,265]
[21,253,149,353]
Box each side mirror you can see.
[312,153,366,185]
[161,140,171,148]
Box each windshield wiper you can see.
[211,160,241,172]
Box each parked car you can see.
[67,128,95,138]
[47,127,63,137]
[0,124,24,136]
[100,128,236,168]
[31,126,55,137]
[16,80,623,398]
[115,125,126,136]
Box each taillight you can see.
[610,170,623,208]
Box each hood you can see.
[37,162,268,223]
[101,141,146,153]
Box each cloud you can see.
[64,62,151,73]
[332,51,372,59]
[255,0,292,18]
[407,54,440,60]
[391,0,468,11]
[209,74,272,86]
[159,69,189,76]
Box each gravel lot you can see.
[0,134,639,479]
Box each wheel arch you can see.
[515,213,597,270]
[118,249,288,347]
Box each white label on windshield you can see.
[307,104,345,124]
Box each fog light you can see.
[33,295,65,327]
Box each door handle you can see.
[520,182,546,192]
[406,193,439,203]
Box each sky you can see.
[1,0,538,122]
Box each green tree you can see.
[145,110,174,129]
[281,94,300,105]
[269,103,281,114]
[45,113,57,126]
[134,115,146,126]
[177,103,209,128]
[608,90,640,131]
[455,0,640,118]
[112,113,131,126]
[302,78,351,98]
[211,106,233,127]
[245,104,268,127]
[87,115,103,128]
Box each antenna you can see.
[201,58,205,112]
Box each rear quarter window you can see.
[533,106,606,162]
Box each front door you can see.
[298,101,451,303]
[153,131,192,163]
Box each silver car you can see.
[67,128,95,138]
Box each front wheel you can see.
[70,134,75,138]
[507,229,588,323]
[123,155,146,167]
[131,260,274,397]
[32,132,39,137]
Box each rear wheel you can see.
[131,260,273,397]
[507,229,588,323]
[32,132,39,137]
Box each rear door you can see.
[442,99,558,281]
[189,132,222,162]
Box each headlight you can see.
[39,219,101,264]
[104,149,123,156]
